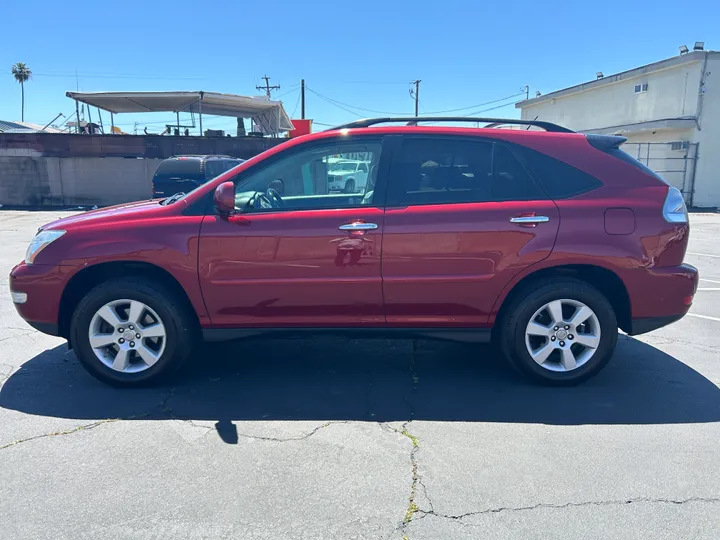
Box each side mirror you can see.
[214,181,235,215]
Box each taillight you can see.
[662,187,688,223]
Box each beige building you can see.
[516,45,719,207]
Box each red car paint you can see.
[9,125,698,340]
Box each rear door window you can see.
[387,137,545,206]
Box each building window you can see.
[671,141,690,151]
[634,83,649,93]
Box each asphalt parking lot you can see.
[1,210,719,540]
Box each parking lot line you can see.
[697,288,720,291]
[687,313,720,322]
[699,278,720,284]
[687,251,720,259]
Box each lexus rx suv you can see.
[9,117,698,387]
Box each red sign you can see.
[288,119,313,138]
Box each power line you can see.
[275,83,301,99]
[305,85,526,117]
[423,91,526,114]
[305,86,366,117]
[34,72,206,80]
[291,91,302,118]
[332,80,410,85]
[466,100,520,116]
[305,86,409,115]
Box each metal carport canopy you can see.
[65,90,294,133]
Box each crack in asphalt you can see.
[161,386,352,442]
[231,421,353,443]
[0,418,123,450]
[0,363,15,386]
[0,331,36,343]
[394,340,421,539]
[414,496,720,525]
[0,387,175,451]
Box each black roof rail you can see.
[328,117,574,133]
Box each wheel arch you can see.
[59,261,200,341]
[492,264,632,335]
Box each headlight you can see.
[25,230,66,265]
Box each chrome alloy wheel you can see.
[524,299,601,372]
[88,299,167,373]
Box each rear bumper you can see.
[625,263,698,335]
[628,314,685,336]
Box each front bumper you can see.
[9,262,68,337]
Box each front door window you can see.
[235,141,381,209]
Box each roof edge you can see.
[517,50,717,108]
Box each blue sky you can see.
[2,0,718,133]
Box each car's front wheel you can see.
[70,277,196,386]
[344,178,356,193]
[499,279,618,385]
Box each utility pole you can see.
[410,80,421,116]
[301,79,305,119]
[525,85,529,100]
[256,75,280,99]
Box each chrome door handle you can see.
[509,216,550,224]
[339,222,378,231]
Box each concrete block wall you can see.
[0,155,162,207]
[0,132,284,208]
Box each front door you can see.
[199,137,387,327]
[381,135,560,326]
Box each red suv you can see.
[9,117,698,387]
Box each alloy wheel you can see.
[88,299,167,373]
[524,299,601,372]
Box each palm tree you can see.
[11,62,32,122]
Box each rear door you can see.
[381,135,560,326]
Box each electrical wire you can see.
[275,84,301,99]
[422,91,526,114]
[291,91,302,118]
[34,72,206,81]
[305,86,409,115]
[305,85,526,117]
[466,100,520,116]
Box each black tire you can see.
[344,178,356,193]
[70,277,196,387]
[498,278,618,386]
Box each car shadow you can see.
[1,334,719,426]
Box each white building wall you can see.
[691,55,720,207]
[521,61,703,132]
[519,53,719,207]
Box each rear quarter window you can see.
[518,147,603,199]
[204,160,227,179]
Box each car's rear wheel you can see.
[344,178,356,193]
[70,277,196,386]
[498,279,618,385]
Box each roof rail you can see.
[328,117,574,133]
